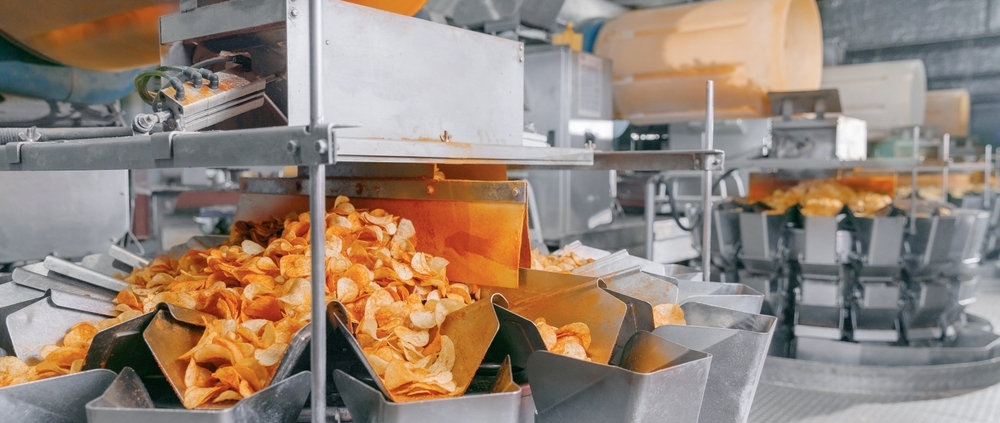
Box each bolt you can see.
[286,140,299,154]
[694,159,701,168]
[426,185,435,195]
[325,40,331,45]
[519,55,524,63]
[290,8,299,17]
[315,140,328,154]
[512,188,520,197]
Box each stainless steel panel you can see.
[0,170,128,262]
[524,46,615,242]
[769,116,867,161]
[800,279,841,307]
[738,213,783,261]
[653,303,776,423]
[802,217,841,265]
[159,0,286,43]
[286,0,523,145]
[855,217,906,267]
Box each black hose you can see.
[191,57,230,69]
[661,167,742,232]
[0,126,134,145]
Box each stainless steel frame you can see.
[0,2,726,420]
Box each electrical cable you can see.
[662,167,741,232]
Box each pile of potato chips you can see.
[533,318,592,361]
[761,179,892,217]
[530,249,594,273]
[0,196,478,408]
[0,310,142,387]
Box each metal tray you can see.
[0,369,117,423]
[527,331,712,423]
[86,368,311,423]
[333,358,521,423]
[677,280,764,314]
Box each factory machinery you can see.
[2,0,1000,422]
[0,1,798,423]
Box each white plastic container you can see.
[593,0,823,124]
[820,60,927,140]
[925,89,970,138]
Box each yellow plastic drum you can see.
[594,0,823,124]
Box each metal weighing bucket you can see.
[676,280,764,314]
[527,331,712,423]
[653,302,776,423]
[0,369,117,423]
[86,368,311,423]
[333,358,522,423]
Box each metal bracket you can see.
[151,131,179,160]
[5,142,23,164]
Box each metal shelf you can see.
[0,125,724,172]
[728,158,992,173]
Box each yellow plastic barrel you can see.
[925,89,970,138]
[594,0,823,124]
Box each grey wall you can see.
[819,0,1000,145]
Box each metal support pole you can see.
[645,176,657,261]
[942,133,950,203]
[308,165,326,423]
[701,81,714,280]
[909,126,919,235]
[308,0,326,422]
[986,146,993,208]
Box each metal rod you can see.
[909,126,919,235]
[310,0,323,127]
[701,81,714,280]
[308,0,326,421]
[986,145,993,208]
[942,133,950,202]
[0,126,134,145]
[645,176,657,261]
[309,165,327,423]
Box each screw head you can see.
[290,8,299,17]
[315,140,328,154]
[325,40,331,45]
[286,140,299,154]
[426,185,435,195]
[512,188,520,197]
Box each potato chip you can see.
[533,319,593,361]
[652,303,686,328]
[183,386,226,409]
[530,249,595,273]
[254,343,288,367]
[533,318,558,350]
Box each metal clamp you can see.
[150,131,180,160]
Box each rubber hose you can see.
[0,126,133,145]
[182,67,203,88]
